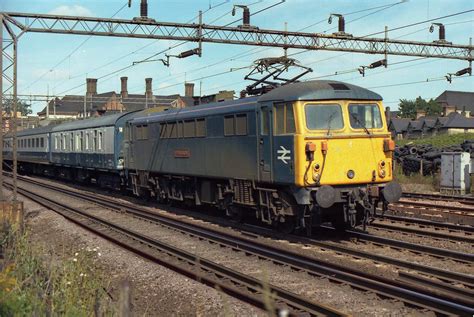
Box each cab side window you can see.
[274,103,296,135]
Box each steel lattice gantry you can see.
[1,12,473,61]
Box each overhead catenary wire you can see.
[135,1,409,93]
[49,0,235,92]
[24,1,130,91]
[52,0,284,97]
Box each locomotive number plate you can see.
[174,149,191,158]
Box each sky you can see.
[1,0,473,114]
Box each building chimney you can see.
[465,110,471,118]
[86,78,97,96]
[416,109,426,120]
[145,78,153,100]
[120,77,128,99]
[185,82,195,97]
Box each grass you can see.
[397,132,474,148]
[393,164,439,192]
[0,222,114,316]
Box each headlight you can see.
[347,170,355,179]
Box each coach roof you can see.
[258,80,382,102]
[51,112,133,132]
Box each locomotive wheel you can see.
[275,216,296,234]
[227,205,244,223]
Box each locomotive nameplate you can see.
[174,149,191,158]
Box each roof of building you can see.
[37,95,85,116]
[442,112,474,129]
[389,118,411,133]
[435,90,474,112]
[407,120,423,131]
[258,80,383,102]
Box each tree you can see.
[398,96,442,119]
[2,98,32,116]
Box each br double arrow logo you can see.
[277,146,291,164]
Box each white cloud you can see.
[49,5,93,17]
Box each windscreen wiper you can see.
[350,113,371,135]
[326,111,337,136]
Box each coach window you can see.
[196,118,206,137]
[29,138,32,148]
[235,114,247,136]
[79,132,84,151]
[274,103,295,135]
[85,132,90,150]
[184,120,195,138]
[224,115,234,136]
[70,133,74,150]
[93,130,97,150]
[98,131,103,151]
[142,125,148,140]
[41,137,44,148]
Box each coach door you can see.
[257,105,273,182]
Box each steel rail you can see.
[368,221,474,244]
[402,192,474,206]
[376,214,474,233]
[4,182,345,317]
[344,228,474,263]
[398,272,474,300]
[9,176,474,315]
[395,200,474,214]
[388,203,474,226]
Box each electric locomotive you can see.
[125,80,401,233]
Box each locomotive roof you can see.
[131,80,382,125]
[258,80,382,102]
[51,111,135,132]
[131,97,259,124]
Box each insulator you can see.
[140,0,148,17]
[455,67,471,76]
[438,24,445,41]
[369,59,386,69]
[178,48,200,58]
[243,7,250,25]
[338,16,345,33]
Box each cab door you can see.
[272,102,296,184]
[257,104,273,182]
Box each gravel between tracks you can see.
[11,187,264,316]
[16,179,435,317]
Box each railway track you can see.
[389,199,474,226]
[402,192,474,206]
[376,214,474,234]
[368,219,474,244]
[3,181,345,317]
[7,174,474,316]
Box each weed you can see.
[0,226,114,316]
